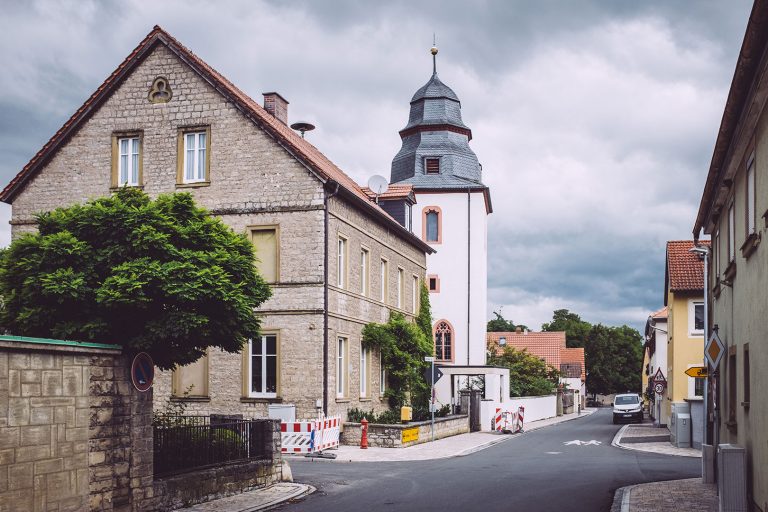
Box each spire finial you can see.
[430,34,438,76]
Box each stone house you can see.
[693,1,768,507]
[0,26,433,421]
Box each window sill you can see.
[741,401,750,409]
[240,397,282,404]
[170,396,210,402]
[724,261,737,282]
[335,398,350,403]
[176,181,211,189]
[740,232,760,258]
[359,398,372,402]
[110,185,144,192]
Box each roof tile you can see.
[666,240,710,292]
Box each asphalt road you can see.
[284,409,701,512]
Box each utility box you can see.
[702,444,715,484]
[673,413,691,448]
[717,444,747,512]
[268,404,296,422]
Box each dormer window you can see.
[425,158,440,175]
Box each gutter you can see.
[323,180,340,416]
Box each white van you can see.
[612,393,643,424]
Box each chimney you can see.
[262,92,289,125]
[515,326,522,334]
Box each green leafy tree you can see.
[415,282,432,340]
[362,312,432,409]
[487,310,527,332]
[542,309,644,396]
[487,346,560,397]
[541,309,591,348]
[0,188,271,369]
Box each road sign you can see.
[652,368,666,384]
[705,330,725,369]
[654,382,665,394]
[684,366,708,378]
[131,352,154,392]
[424,356,435,362]
[423,365,444,384]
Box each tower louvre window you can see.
[425,158,440,174]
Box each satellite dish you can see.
[367,175,389,200]
[290,121,315,138]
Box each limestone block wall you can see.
[0,338,155,512]
[327,196,428,420]
[340,415,469,448]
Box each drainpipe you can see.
[467,187,471,366]
[323,181,340,416]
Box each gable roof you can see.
[360,184,415,202]
[560,347,586,381]
[650,306,668,320]
[486,331,565,369]
[664,240,709,301]
[1,26,434,255]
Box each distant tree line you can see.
[487,309,644,397]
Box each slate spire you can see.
[390,45,483,188]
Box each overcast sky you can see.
[0,0,754,332]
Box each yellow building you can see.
[663,241,707,424]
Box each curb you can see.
[244,483,316,512]
[610,483,635,512]
[611,424,700,458]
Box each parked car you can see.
[612,393,643,424]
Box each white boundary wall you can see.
[479,395,556,432]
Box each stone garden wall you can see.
[341,415,469,448]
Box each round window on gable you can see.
[148,76,173,103]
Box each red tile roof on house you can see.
[486,331,565,369]
[650,306,668,320]
[360,184,415,201]
[560,347,586,381]
[0,26,434,255]
[666,240,710,293]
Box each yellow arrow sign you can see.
[685,367,708,378]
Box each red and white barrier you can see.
[493,407,525,434]
[281,416,341,453]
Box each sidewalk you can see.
[611,423,701,457]
[611,479,717,512]
[180,483,314,512]
[610,424,712,512]
[295,408,596,462]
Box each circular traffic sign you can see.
[654,382,665,394]
[131,352,154,392]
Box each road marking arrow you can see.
[564,440,602,446]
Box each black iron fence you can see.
[153,417,271,476]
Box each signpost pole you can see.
[431,358,435,442]
[425,356,435,442]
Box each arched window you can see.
[422,206,442,244]
[434,320,453,362]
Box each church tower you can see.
[389,45,491,367]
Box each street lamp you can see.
[689,245,709,449]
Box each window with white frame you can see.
[337,236,347,288]
[714,229,720,277]
[380,351,386,396]
[360,248,369,296]
[746,156,756,235]
[404,204,412,232]
[118,136,140,186]
[360,346,369,398]
[337,337,347,398]
[689,300,704,336]
[397,268,404,308]
[183,131,208,183]
[248,335,277,398]
[380,258,389,302]
[727,202,735,262]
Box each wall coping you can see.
[344,414,467,430]
[0,335,122,354]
